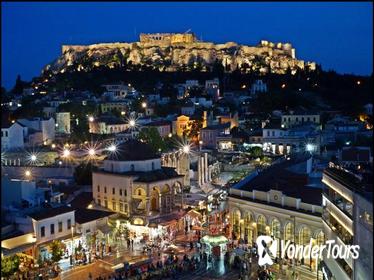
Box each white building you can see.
[251,80,267,95]
[205,78,219,89]
[185,80,199,88]
[88,116,129,134]
[18,117,55,145]
[102,84,137,101]
[1,121,25,151]
[28,206,76,259]
[228,155,325,273]
[1,177,43,209]
[92,139,184,226]
[281,111,320,128]
[321,164,373,280]
[56,112,71,134]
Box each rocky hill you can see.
[44,36,316,75]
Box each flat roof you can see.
[28,206,74,221]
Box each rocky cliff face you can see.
[44,40,316,74]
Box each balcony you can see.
[322,208,353,245]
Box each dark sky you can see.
[2,2,373,89]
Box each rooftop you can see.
[234,154,322,205]
[28,206,74,221]
[69,192,93,209]
[106,139,159,161]
[324,166,373,195]
[95,166,183,183]
[75,208,115,224]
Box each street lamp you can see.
[182,145,190,154]
[141,102,147,108]
[108,144,116,152]
[30,154,37,162]
[129,119,136,127]
[62,149,70,158]
[71,225,75,266]
[88,148,96,156]
[25,170,31,177]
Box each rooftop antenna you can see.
[184,28,191,34]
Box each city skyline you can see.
[2,2,373,89]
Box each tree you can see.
[249,147,263,158]
[74,162,96,185]
[11,75,27,94]
[1,255,20,277]
[50,240,64,263]
[185,119,203,142]
[138,127,167,153]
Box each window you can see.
[124,189,127,196]
[120,189,123,196]
[97,198,101,206]
[41,226,45,237]
[124,204,128,213]
[105,200,108,208]
[313,117,316,122]
[50,224,55,235]
[58,222,62,232]
[131,164,135,171]
[272,131,275,137]
[67,219,71,230]
[267,131,270,137]
[104,186,107,193]
[112,188,115,195]
[97,185,100,192]
[152,162,155,170]
[138,189,142,196]
[119,203,123,212]
[296,117,299,122]
[112,201,116,211]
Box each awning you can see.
[201,235,228,246]
[187,210,203,219]
[1,233,36,250]
[97,223,112,234]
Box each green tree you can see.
[1,255,20,277]
[74,162,96,185]
[50,240,64,263]
[138,127,167,153]
[249,147,263,158]
[11,75,27,94]
[185,119,203,142]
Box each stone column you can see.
[146,199,150,217]
[204,153,209,183]
[200,156,205,185]
[197,157,202,186]
[159,194,162,214]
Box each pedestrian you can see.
[131,239,134,249]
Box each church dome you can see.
[106,139,159,161]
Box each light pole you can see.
[71,225,74,266]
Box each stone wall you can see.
[47,37,315,75]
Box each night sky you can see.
[2,2,373,90]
